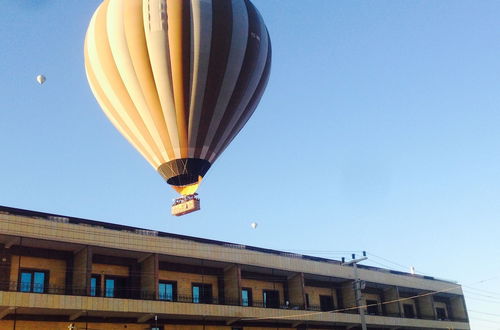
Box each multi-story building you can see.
[0,206,469,329]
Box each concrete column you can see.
[223,265,241,305]
[287,273,305,308]
[384,286,402,317]
[140,254,158,300]
[65,257,74,295]
[0,244,12,291]
[341,281,357,311]
[73,246,92,296]
[450,296,468,321]
[416,294,435,320]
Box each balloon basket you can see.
[171,194,200,216]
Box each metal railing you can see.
[0,281,468,322]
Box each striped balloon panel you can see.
[84,0,272,179]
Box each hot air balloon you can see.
[36,75,46,85]
[250,222,258,229]
[84,0,271,215]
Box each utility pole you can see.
[342,252,368,330]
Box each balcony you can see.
[0,281,470,329]
[0,292,471,329]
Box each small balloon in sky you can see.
[250,222,258,229]
[36,75,46,85]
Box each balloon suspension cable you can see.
[173,193,199,205]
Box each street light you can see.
[342,252,368,330]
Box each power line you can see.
[1,218,362,260]
[463,284,500,296]
[2,223,490,326]
[464,289,500,301]
[469,316,500,324]
[367,252,416,273]
[0,219,473,297]
[465,296,500,305]
[240,275,499,322]
[469,310,500,318]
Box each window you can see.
[305,293,310,309]
[90,275,101,297]
[19,270,47,293]
[19,272,32,292]
[242,288,253,306]
[436,307,447,320]
[366,299,379,315]
[192,283,212,304]
[103,276,128,298]
[263,290,279,308]
[319,295,334,311]
[105,278,115,297]
[159,281,177,301]
[403,304,415,318]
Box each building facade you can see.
[0,206,469,330]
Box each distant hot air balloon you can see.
[84,0,271,215]
[36,75,46,85]
[251,222,258,229]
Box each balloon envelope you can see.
[36,75,46,85]
[251,222,258,229]
[84,0,271,195]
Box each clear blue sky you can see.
[1,1,499,328]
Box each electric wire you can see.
[239,276,495,322]
[0,217,473,298]
[3,214,498,327]
[0,217,363,260]
[463,289,500,301]
[0,215,483,297]
[464,296,500,304]
[469,316,500,324]
[364,252,500,300]
[367,252,418,273]
[469,310,500,318]
[0,216,473,293]
[463,284,500,296]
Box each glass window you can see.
[242,289,249,306]
[20,272,32,292]
[19,270,46,293]
[192,283,212,304]
[263,290,279,308]
[403,304,415,318]
[90,275,100,297]
[436,307,447,320]
[159,281,176,301]
[105,278,115,298]
[192,285,200,303]
[33,272,45,293]
[242,288,252,307]
[91,277,97,296]
[366,299,379,315]
[319,295,334,311]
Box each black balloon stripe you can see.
[194,0,234,158]
[182,0,192,126]
[215,28,272,161]
[208,0,266,154]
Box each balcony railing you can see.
[0,281,468,323]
